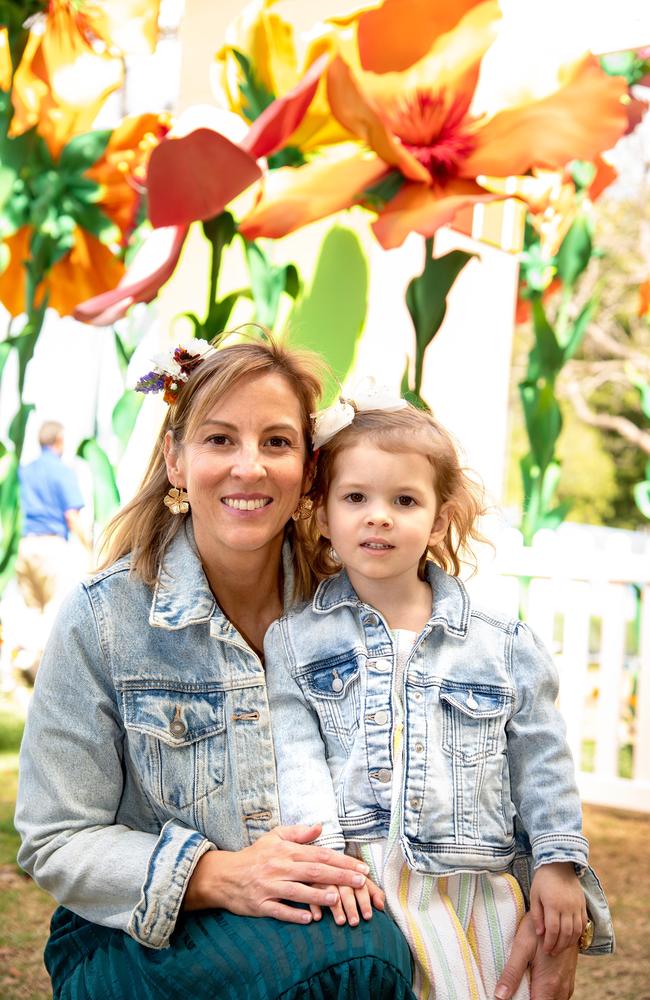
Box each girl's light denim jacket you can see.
[15,522,288,950]
[265,564,614,954]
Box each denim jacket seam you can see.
[82,582,114,688]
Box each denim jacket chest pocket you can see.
[296,654,363,753]
[121,686,227,820]
[439,683,512,765]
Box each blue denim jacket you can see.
[265,565,613,953]
[15,522,288,950]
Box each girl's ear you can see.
[429,501,452,547]
[163,431,185,487]
[315,503,330,539]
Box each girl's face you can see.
[316,442,448,591]
[164,372,307,568]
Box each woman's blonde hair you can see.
[305,406,487,579]
[98,333,324,600]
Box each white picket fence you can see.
[468,524,650,813]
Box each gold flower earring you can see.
[291,496,313,521]
[164,485,189,515]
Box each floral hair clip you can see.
[134,338,217,404]
[311,377,408,449]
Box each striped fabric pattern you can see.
[356,630,530,1000]
[45,904,417,1000]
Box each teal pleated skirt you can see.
[45,905,416,1000]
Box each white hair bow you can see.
[311,377,408,450]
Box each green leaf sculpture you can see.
[287,226,368,403]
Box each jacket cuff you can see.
[127,819,214,949]
[531,832,589,875]
[314,833,346,852]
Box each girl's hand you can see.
[310,877,385,925]
[183,823,369,924]
[530,862,588,956]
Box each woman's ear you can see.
[315,503,330,539]
[302,457,316,496]
[429,501,452,547]
[163,431,185,487]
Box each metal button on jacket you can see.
[169,716,187,737]
[331,670,344,693]
[374,710,389,726]
[374,768,391,783]
[363,613,380,627]
[373,659,391,672]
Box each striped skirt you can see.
[360,845,530,1000]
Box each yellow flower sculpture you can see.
[236,0,628,249]
[213,0,353,154]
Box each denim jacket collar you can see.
[150,519,295,630]
[312,561,470,637]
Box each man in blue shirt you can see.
[14,421,92,676]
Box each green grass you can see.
[0,710,24,752]
[581,740,634,779]
[0,754,20,867]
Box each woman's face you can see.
[165,372,307,567]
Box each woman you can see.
[15,336,600,999]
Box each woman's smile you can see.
[221,494,273,511]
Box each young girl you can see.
[264,391,590,1000]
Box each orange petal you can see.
[42,4,123,111]
[352,0,488,73]
[147,129,262,228]
[0,228,31,316]
[45,230,126,317]
[371,178,497,249]
[84,0,161,57]
[239,149,388,240]
[74,225,188,326]
[9,10,122,155]
[241,53,330,160]
[0,227,126,318]
[462,57,627,177]
[326,55,430,183]
[639,278,650,319]
[588,157,617,202]
[87,113,169,239]
[477,170,565,214]
[0,27,11,90]
[347,2,499,115]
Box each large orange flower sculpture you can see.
[8,0,160,157]
[74,55,327,325]
[0,113,169,317]
[237,0,628,249]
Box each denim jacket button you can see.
[374,659,391,672]
[362,613,380,627]
[169,719,187,737]
[415,742,424,753]
[413,691,423,702]
[410,798,421,809]
[374,710,389,726]
[374,768,391,783]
